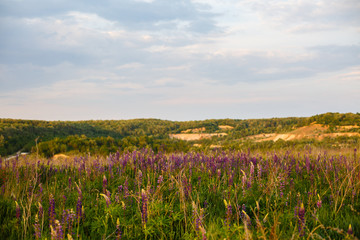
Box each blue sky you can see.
[0,0,359,121]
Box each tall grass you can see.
[0,149,359,239]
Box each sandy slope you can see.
[248,123,360,142]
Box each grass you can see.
[0,148,359,239]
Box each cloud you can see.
[192,44,360,84]
[244,0,360,32]
[0,0,359,120]
[0,0,220,33]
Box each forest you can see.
[1,112,359,157]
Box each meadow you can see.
[0,148,359,239]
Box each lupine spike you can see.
[348,224,353,235]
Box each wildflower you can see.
[316,194,322,208]
[116,218,121,240]
[103,175,108,193]
[138,170,143,187]
[199,226,207,240]
[224,200,232,227]
[15,201,21,223]
[49,194,56,227]
[124,180,129,199]
[100,193,111,208]
[192,201,203,232]
[34,214,41,239]
[141,189,148,226]
[50,225,57,240]
[241,205,251,228]
[157,175,163,187]
[39,183,43,195]
[38,202,43,219]
[347,224,353,235]
[297,203,305,236]
[76,196,82,220]
[55,220,64,240]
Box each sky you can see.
[0,0,359,121]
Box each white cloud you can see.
[243,0,360,31]
[1,0,360,120]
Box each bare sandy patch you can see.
[249,123,360,142]
[181,127,206,133]
[170,133,227,141]
[219,125,234,130]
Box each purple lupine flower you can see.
[15,201,21,223]
[118,185,123,194]
[103,175,108,193]
[297,203,305,237]
[34,214,41,239]
[39,183,43,195]
[200,226,207,240]
[250,162,255,177]
[138,170,143,187]
[100,193,111,208]
[348,224,353,235]
[62,209,75,236]
[49,194,56,227]
[192,202,200,231]
[279,176,285,198]
[228,172,233,187]
[106,189,112,206]
[316,195,322,209]
[141,189,148,226]
[76,196,82,220]
[217,169,221,179]
[55,220,63,240]
[50,225,57,240]
[124,180,129,199]
[116,218,121,240]
[224,200,232,228]
[157,175,163,187]
[61,209,67,227]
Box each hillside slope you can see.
[247,123,360,142]
[1,112,359,156]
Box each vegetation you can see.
[1,112,360,239]
[0,149,359,239]
[1,112,359,157]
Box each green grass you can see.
[0,149,359,239]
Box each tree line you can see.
[1,112,359,156]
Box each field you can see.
[0,149,359,239]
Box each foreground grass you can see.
[0,149,359,239]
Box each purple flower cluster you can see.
[49,194,56,227]
[157,175,163,187]
[102,175,108,193]
[296,203,306,236]
[116,218,122,240]
[34,214,41,239]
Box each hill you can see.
[1,112,359,157]
[247,123,360,142]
